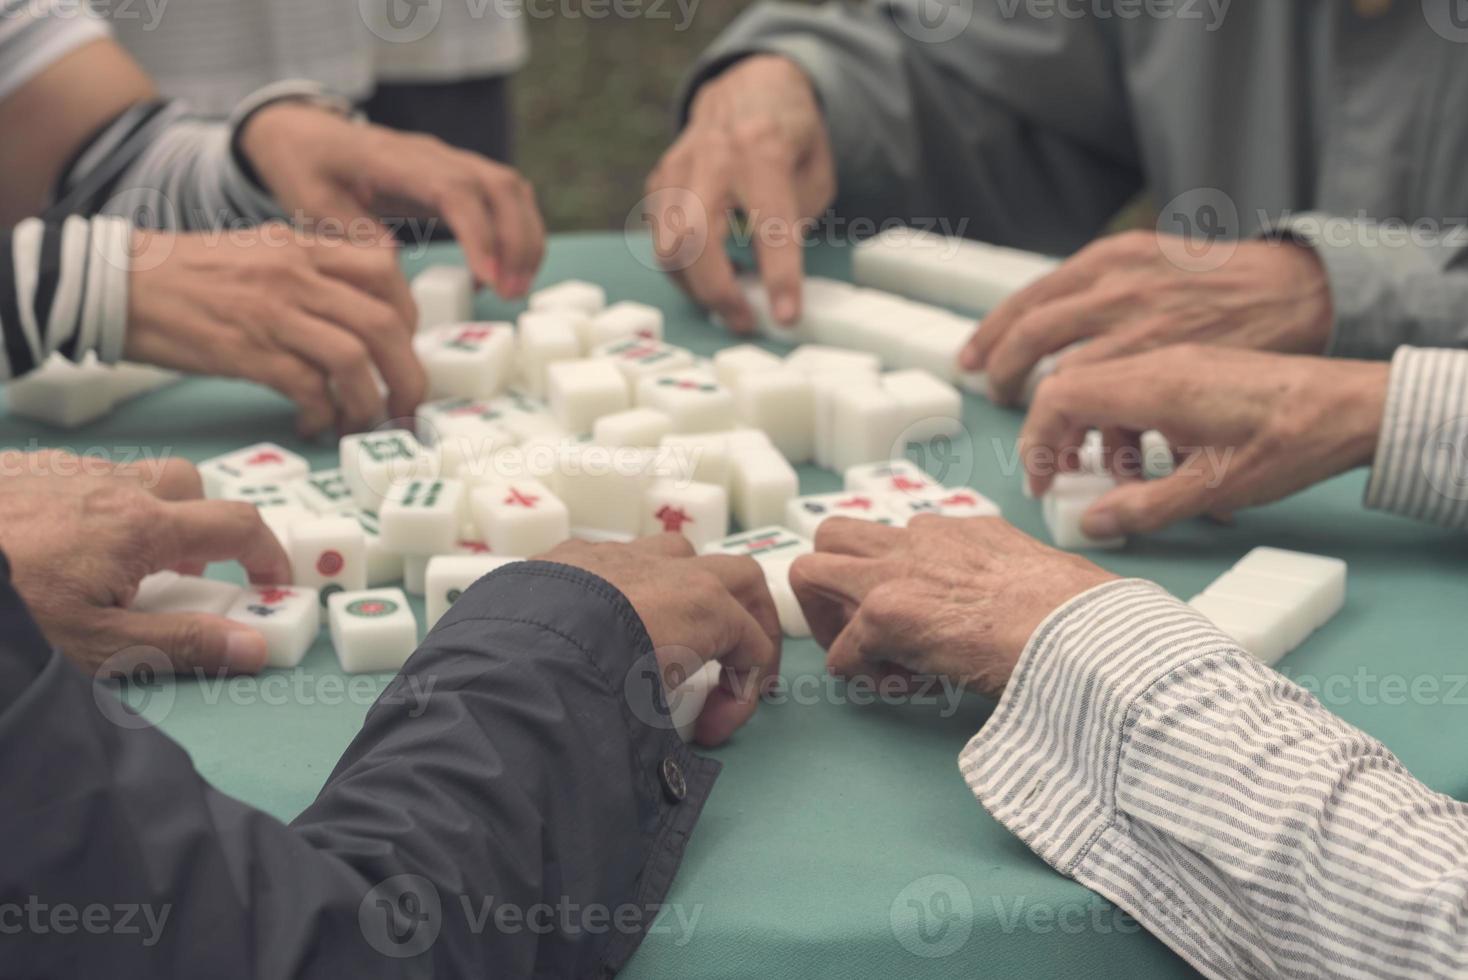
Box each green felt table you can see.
[2,233,1463,979]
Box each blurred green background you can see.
[511,1,1145,235]
[513,1,765,233]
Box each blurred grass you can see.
[511,2,764,232]
[512,1,1146,235]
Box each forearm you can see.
[0,562,715,977]
[680,1,1140,251]
[964,581,1468,979]
[1271,212,1468,358]
[0,215,130,378]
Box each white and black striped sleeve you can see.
[45,98,284,232]
[1364,347,1468,529]
[0,216,131,379]
[961,579,1468,980]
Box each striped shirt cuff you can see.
[1,215,131,380]
[960,581,1272,975]
[1364,346,1468,528]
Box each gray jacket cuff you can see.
[1269,211,1468,360]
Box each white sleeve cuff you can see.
[1364,346,1468,528]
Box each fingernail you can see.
[773,293,798,325]
[225,630,268,674]
[1082,510,1122,540]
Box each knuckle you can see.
[730,116,781,149]
[862,583,910,631]
[331,341,372,376]
[167,618,209,658]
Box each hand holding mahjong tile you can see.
[0,453,292,675]
[789,515,1115,697]
[537,534,781,746]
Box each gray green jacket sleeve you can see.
[1272,214,1468,360]
[679,1,1143,255]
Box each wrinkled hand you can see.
[538,534,782,746]
[0,451,291,675]
[241,103,545,298]
[962,231,1334,404]
[643,55,836,333]
[126,226,425,437]
[789,516,1115,698]
[1021,345,1389,538]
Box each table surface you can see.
[3,232,1463,979]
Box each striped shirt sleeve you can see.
[961,579,1468,980]
[0,216,131,380]
[1364,347,1468,529]
[46,100,284,231]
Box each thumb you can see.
[99,608,269,675]
[1081,470,1216,538]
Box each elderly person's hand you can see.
[1020,345,1389,538]
[643,55,836,334]
[240,102,546,298]
[962,231,1334,404]
[127,226,425,437]
[538,534,782,746]
[789,516,1115,697]
[0,451,290,676]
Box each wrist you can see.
[1282,241,1335,354]
[1325,359,1391,472]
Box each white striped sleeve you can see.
[46,101,283,231]
[1364,347,1468,529]
[0,216,131,379]
[961,579,1468,980]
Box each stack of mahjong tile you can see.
[4,352,181,429]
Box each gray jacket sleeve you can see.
[680,1,1143,254]
[1272,213,1468,360]
[0,561,717,979]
